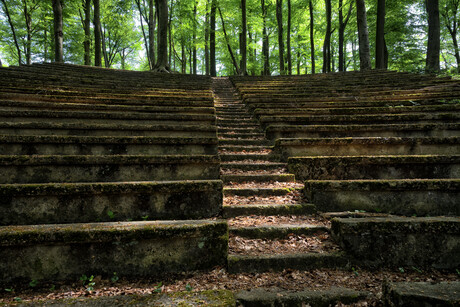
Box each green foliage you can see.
[80,274,96,292]
[111,272,119,283]
[29,279,38,288]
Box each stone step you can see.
[224,187,302,197]
[222,174,295,183]
[217,118,258,124]
[331,217,460,269]
[0,180,222,225]
[384,282,460,306]
[235,288,369,306]
[219,145,271,152]
[222,203,316,218]
[229,224,329,239]
[0,109,216,126]
[218,127,262,133]
[304,179,460,216]
[227,252,349,273]
[0,135,218,156]
[218,133,265,139]
[0,155,220,183]
[288,155,460,180]
[219,139,271,146]
[274,137,460,160]
[0,122,217,138]
[265,123,460,139]
[221,162,286,171]
[0,220,227,284]
[219,154,274,161]
[217,123,260,128]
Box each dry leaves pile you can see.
[229,233,340,255]
[224,192,303,206]
[219,149,272,154]
[226,181,303,189]
[223,160,279,164]
[221,168,287,175]
[228,215,330,228]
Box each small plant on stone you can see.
[412,266,423,274]
[456,269,460,276]
[4,288,13,293]
[107,210,115,219]
[153,282,163,293]
[111,272,119,283]
[49,284,56,291]
[29,279,38,288]
[185,283,193,292]
[351,267,359,277]
[13,297,22,302]
[398,267,405,273]
[142,215,149,221]
[80,274,96,292]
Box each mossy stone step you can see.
[384,281,460,306]
[305,179,460,216]
[265,123,460,140]
[0,135,218,156]
[217,123,260,128]
[227,252,349,273]
[219,145,271,152]
[224,187,302,197]
[235,287,370,306]
[218,127,262,133]
[219,139,271,146]
[331,217,460,269]
[288,155,460,180]
[0,220,228,284]
[0,155,220,183]
[230,224,328,239]
[0,180,223,225]
[223,203,316,218]
[222,174,295,183]
[219,154,275,162]
[221,162,286,171]
[218,133,265,138]
[274,137,460,160]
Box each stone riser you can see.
[304,179,460,216]
[0,156,220,183]
[0,180,223,225]
[288,155,460,180]
[331,217,460,269]
[0,220,227,284]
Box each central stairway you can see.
[212,77,347,273]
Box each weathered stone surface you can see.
[0,220,228,284]
[274,137,460,160]
[383,281,460,306]
[331,217,460,269]
[304,179,460,216]
[0,180,223,225]
[0,155,220,183]
[289,155,460,180]
[236,287,370,307]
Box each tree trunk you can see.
[218,7,240,74]
[426,0,440,73]
[148,0,156,68]
[83,0,91,65]
[356,0,371,70]
[309,0,315,74]
[286,0,292,74]
[52,0,64,63]
[323,0,331,73]
[153,0,169,72]
[93,0,102,66]
[210,0,217,76]
[193,2,197,74]
[375,0,386,69]
[339,0,352,71]
[24,3,32,65]
[240,0,247,75]
[1,0,22,65]
[262,0,270,75]
[204,0,210,75]
[276,0,285,75]
[441,0,460,72]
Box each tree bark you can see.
[262,0,270,75]
[152,0,169,72]
[339,0,352,71]
[204,0,210,75]
[83,0,91,65]
[210,0,216,76]
[52,0,64,63]
[276,0,285,75]
[93,0,102,66]
[309,0,315,74]
[322,0,331,73]
[426,0,440,73]
[219,7,240,74]
[240,0,247,75]
[149,0,156,69]
[441,0,460,71]
[193,2,197,74]
[1,0,22,65]
[375,0,386,69]
[356,0,371,70]
[286,0,292,74]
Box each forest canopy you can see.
[0,0,459,76]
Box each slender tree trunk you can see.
[375,0,386,69]
[0,58,2,67]
[262,0,270,75]
[204,0,210,75]
[286,0,292,74]
[210,0,216,76]
[239,0,247,75]
[309,0,315,74]
[168,0,173,66]
[192,2,197,74]
[153,0,169,71]
[248,29,255,75]
[94,0,102,66]
[339,0,352,71]
[356,0,371,70]
[276,0,285,75]
[44,26,48,62]
[441,1,460,72]
[181,41,186,73]
[101,28,109,67]
[218,7,240,74]
[323,0,331,73]
[83,0,91,65]
[24,3,32,65]
[52,0,64,62]
[148,0,156,68]
[1,0,22,65]
[426,0,440,73]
